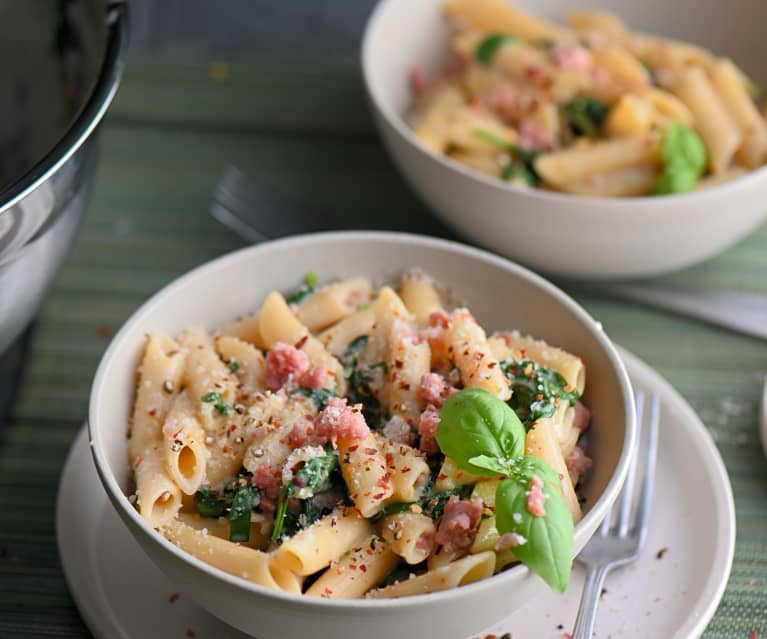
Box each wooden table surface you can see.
[0,53,766,638]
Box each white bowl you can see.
[89,232,635,639]
[361,0,767,280]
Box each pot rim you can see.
[0,1,129,220]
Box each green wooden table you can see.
[0,55,765,638]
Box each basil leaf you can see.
[495,469,573,593]
[655,122,707,194]
[513,455,563,490]
[476,34,518,65]
[437,388,526,477]
[468,454,509,476]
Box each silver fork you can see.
[572,390,660,639]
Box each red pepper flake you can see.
[385,452,395,467]
[322,587,333,597]
[349,563,358,570]
[186,630,196,638]
[373,492,385,500]
[147,408,157,417]
[294,335,309,349]
[399,382,411,390]
[348,445,359,453]
[359,564,367,572]
[364,447,378,455]
[394,360,404,369]
[401,466,412,473]
[168,592,179,604]
[131,456,143,470]
[438,473,447,481]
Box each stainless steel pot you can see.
[0,1,128,354]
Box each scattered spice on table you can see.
[168,592,179,604]
[656,547,669,559]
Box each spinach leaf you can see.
[500,357,579,430]
[285,271,319,305]
[495,464,574,593]
[194,471,261,543]
[343,337,388,428]
[501,162,536,186]
[291,387,338,411]
[229,481,259,542]
[472,128,541,185]
[562,96,609,138]
[437,387,526,476]
[201,391,229,415]
[476,34,518,65]
[370,485,473,523]
[655,123,707,195]
[194,487,228,518]
[271,450,339,542]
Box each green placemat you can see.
[0,55,765,638]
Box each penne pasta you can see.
[306,535,398,599]
[407,1,765,195]
[163,519,300,592]
[673,66,741,174]
[274,509,373,576]
[367,551,496,598]
[126,270,592,598]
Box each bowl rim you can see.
[88,230,636,611]
[360,0,767,207]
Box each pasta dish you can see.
[127,270,591,597]
[408,0,767,196]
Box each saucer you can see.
[56,347,735,639]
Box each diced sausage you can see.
[435,496,484,553]
[417,409,441,456]
[526,474,548,517]
[565,445,592,475]
[316,397,370,443]
[573,401,591,431]
[264,342,309,391]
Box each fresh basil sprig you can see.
[437,388,574,592]
[437,387,525,476]
[655,122,707,194]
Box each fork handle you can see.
[572,564,610,639]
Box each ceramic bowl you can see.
[88,232,635,639]
[361,0,767,280]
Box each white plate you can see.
[56,348,735,639]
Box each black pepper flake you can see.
[557,624,563,630]
[656,547,668,560]
[600,587,607,598]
